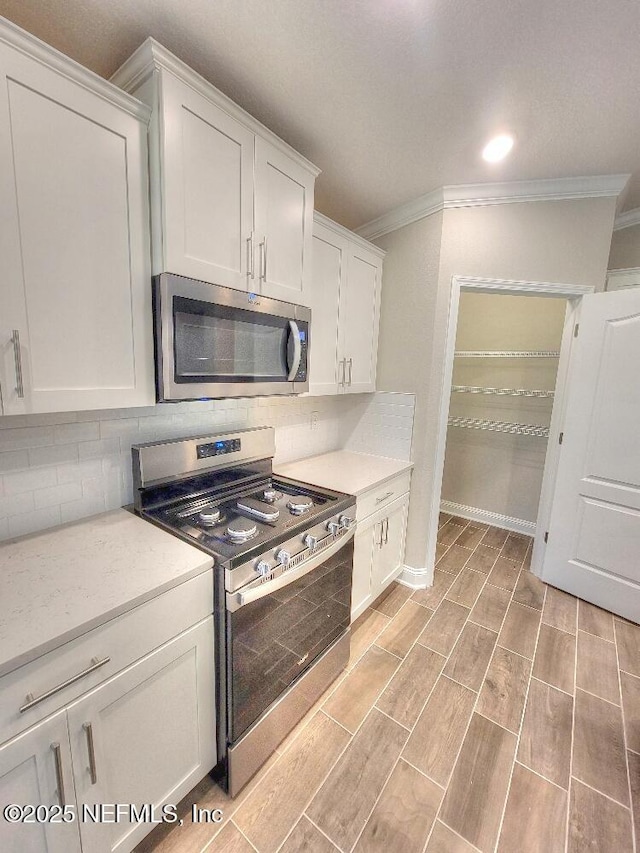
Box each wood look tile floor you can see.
[135,516,640,853]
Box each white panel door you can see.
[0,711,81,853]
[339,246,382,394]
[352,519,376,621]
[371,498,409,602]
[254,137,314,307]
[308,225,347,395]
[0,43,154,414]
[67,618,216,853]
[160,72,255,290]
[540,288,640,622]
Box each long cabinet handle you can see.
[246,234,255,280]
[83,723,98,785]
[258,237,268,282]
[51,743,66,806]
[347,357,353,386]
[11,330,24,398]
[384,517,389,545]
[375,491,394,505]
[263,236,268,282]
[19,656,111,713]
[338,358,346,388]
[378,521,384,549]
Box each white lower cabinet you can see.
[351,482,410,620]
[0,711,82,853]
[0,617,215,853]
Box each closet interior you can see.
[440,292,567,530]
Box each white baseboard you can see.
[397,564,433,589]
[440,500,536,536]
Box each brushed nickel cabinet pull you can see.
[19,656,111,713]
[375,491,393,505]
[347,357,353,386]
[51,742,66,806]
[246,234,254,279]
[11,330,24,398]
[83,723,97,785]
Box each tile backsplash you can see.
[0,392,414,542]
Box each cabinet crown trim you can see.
[0,16,151,122]
[313,211,386,258]
[356,174,631,240]
[111,37,321,178]
[613,207,640,231]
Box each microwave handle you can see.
[287,320,303,381]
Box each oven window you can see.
[173,296,290,383]
[229,539,353,743]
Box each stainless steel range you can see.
[131,427,355,796]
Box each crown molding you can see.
[111,38,321,178]
[355,188,444,241]
[356,174,630,240]
[313,211,386,258]
[613,207,640,231]
[0,16,150,122]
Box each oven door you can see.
[154,273,309,400]
[226,532,353,744]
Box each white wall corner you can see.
[397,563,433,589]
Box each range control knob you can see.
[304,534,318,551]
[339,515,355,530]
[326,520,340,535]
[275,549,291,568]
[255,560,271,578]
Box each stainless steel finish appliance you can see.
[132,427,355,796]
[153,273,310,401]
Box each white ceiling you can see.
[1,0,639,230]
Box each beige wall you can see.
[375,212,443,571]
[442,293,565,523]
[375,195,616,574]
[608,224,640,270]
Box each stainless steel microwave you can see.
[153,273,310,401]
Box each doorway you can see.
[428,277,595,579]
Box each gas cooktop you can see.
[146,477,339,563]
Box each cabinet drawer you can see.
[0,571,213,745]
[356,471,411,522]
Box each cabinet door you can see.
[339,245,382,394]
[0,711,82,853]
[0,43,154,414]
[67,618,216,853]
[160,72,255,290]
[371,499,409,602]
[351,519,377,621]
[254,137,315,307]
[308,224,348,395]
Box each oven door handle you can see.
[286,320,302,381]
[227,527,355,612]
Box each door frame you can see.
[428,275,595,579]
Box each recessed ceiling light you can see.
[482,134,514,163]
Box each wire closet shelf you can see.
[447,417,550,438]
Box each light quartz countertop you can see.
[0,509,213,677]
[275,450,413,497]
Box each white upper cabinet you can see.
[0,20,154,415]
[309,221,347,395]
[112,40,319,307]
[254,138,315,305]
[159,72,255,290]
[309,213,384,395]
